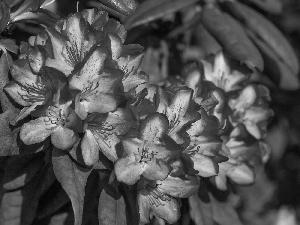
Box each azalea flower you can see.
[115,113,182,185]
[20,101,82,150]
[137,159,199,224]
[4,47,67,124]
[81,108,135,166]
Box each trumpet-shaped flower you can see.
[137,160,199,224]
[20,101,82,150]
[115,113,181,185]
[4,48,67,124]
[81,108,135,166]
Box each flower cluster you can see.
[3,9,272,224]
[182,52,273,190]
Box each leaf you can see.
[0,53,15,111]
[35,181,70,220]
[210,193,243,225]
[0,1,10,33]
[125,0,199,29]
[99,0,136,16]
[2,152,45,190]
[98,182,127,225]
[247,29,299,90]
[52,149,91,225]
[201,6,264,71]
[189,194,213,225]
[10,0,46,21]
[0,39,19,54]
[0,163,55,225]
[224,1,299,75]
[10,9,59,27]
[244,0,282,14]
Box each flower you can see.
[20,101,82,150]
[137,160,199,224]
[4,47,67,124]
[81,107,135,165]
[115,113,181,185]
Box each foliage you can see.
[0,0,298,225]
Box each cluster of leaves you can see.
[0,0,297,225]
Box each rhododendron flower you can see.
[115,113,181,185]
[45,9,126,75]
[138,160,199,224]
[20,101,82,150]
[4,48,67,124]
[81,108,135,165]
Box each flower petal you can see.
[81,93,119,114]
[142,159,171,181]
[68,47,109,90]
[157,175,199,198]
[10,59,38,85]
[137,189,151,224]
[115,156,143,185]
[81,130,100,166]
[51,126,78,150]
[103,18,127,43]
[139,113,169,142]
[227,163,255,185]
[150,196,181,224]
[20,117,53,145]
[106,33,122,60]
[189,153,219,177]
[4,82,32,106]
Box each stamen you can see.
[145,183,171,207]
[138,142,158,163]
[43,106,68,130]
[19,82,48,103]
[89,123,114,148]
[81,81,99,100]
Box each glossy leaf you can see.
[189,194,213,225]
[224,1,299,75]
[52,149,91,225]
[0,53,15,111]
[0,39,19,54]
[201,6,264,71]
[98,182,127,225]
[247,29,300,90]
[244,0,282,14]
[2,153,45,190]
[0,164,55,225]
[125,0,199,29]
[99,0,136,16]
[0,1,10,33]
[10,0,47,21]
[210,193,243,225]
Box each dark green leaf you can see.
[0,1,10,33]
[125,0,199,29]
[52,149,91,225]
[0,39,19,54]
[210,193,243,225]
[10,0,46,21]
[247,27,299,90]
[224,1,299,75]
[244,0,282,14]
[201,6,264,71]
[189,193,213,225]
[36,181,70,220]
[99,0,136,16]
[98,181,127,225]
[10,9,59,26]
[0,53,15,111]
[2,152,45,190]
[0,163,55,225]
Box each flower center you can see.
[138,142,157,163]
[19,82,49,103]
[89,122,114,148]
[80,81,99,100]
[145,183,171,207]
[44,106,68,130]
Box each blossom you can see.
[4,47,67,124]
[115,113,181,185]
[137,160,199,224]
[20,101,82,150]
[81,108,135,166]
